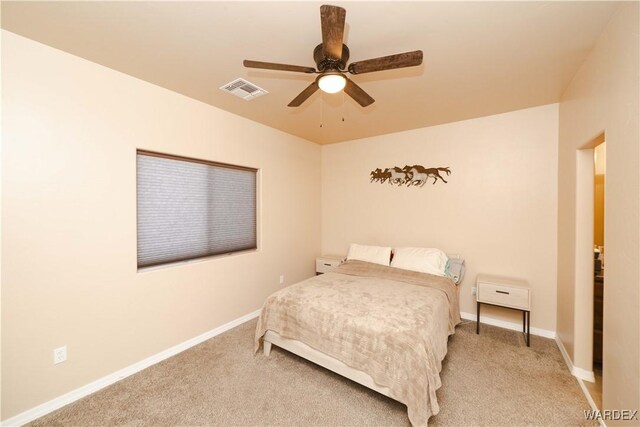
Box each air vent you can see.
[219,78,268,100]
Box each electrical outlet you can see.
[472,287,477,296]
[279,275,285,285]
[53,346,67,364]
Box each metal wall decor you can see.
[370,165,451,187]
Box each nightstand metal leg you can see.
[519,310,532,347]
[476,302,480,334]
[527,311,530,347]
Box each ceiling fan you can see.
[243,5,423,108]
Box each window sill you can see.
[136,247,259,273]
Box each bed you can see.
[255,259,462,426]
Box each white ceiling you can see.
[1,1,620,144]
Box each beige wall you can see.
[557,2,639,420]
[321,104,559,331]
[1,31,321,420]
[0,8,3,424]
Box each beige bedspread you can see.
[255,260,461,426]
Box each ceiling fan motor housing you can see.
[314,43,350,72]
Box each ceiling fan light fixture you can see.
[318,73,346,94]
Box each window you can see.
[136,150,257,269]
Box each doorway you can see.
[574,133,605,409]
[589,141,605,408]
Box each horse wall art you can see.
[370,165,451,187]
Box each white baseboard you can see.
[556,338,602,425]
[573,366,596,383]
[1,309,262,427]
[555,336,596,382]
[577,376,601,411]
[576,378,606,426]
[460,311,556,339]
[463,311,599,386]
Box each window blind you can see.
[136,151,257,268]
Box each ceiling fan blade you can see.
[348,50,423,74]
[244,60,316,74]
[288,82,320,107]
[320,5,346,61]
[344,78,375,107]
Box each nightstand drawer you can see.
[316,256,343,274]
[477,282,529,310]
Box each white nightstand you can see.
[476,274,531,346]
[315,255,344,275]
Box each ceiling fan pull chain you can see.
[320,91,324,128]
[342,91,345,122]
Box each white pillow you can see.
[346,243,392,266]
[391,247,448,276]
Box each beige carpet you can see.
[29,319,595,426]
